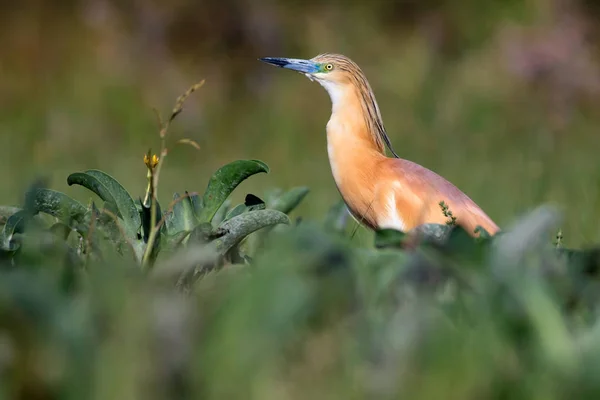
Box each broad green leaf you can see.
[67,173,123,239]
[166,192,199,235]
[67,172,117,209]
[83,169,141,236]
[210,209,289,256]
[25,188,87,227]
[269,187,309,214]
[197,159,269,223]
[67,170,140,239]
[100,200,120,221]
[92,201,139,257]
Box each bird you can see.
[259,53,500,237]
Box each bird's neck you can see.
[324,84,388,193]
[321,81,387,155]
[324,84,386,157]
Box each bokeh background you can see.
[2,0,600,246]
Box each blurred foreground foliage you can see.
[2,158,600,399]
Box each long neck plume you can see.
[351,73,399,157]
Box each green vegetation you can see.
[3,149,600,400]
[0,85,305,281]
[2,81,600,399]
[4,1,600,397]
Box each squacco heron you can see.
[260,53,500,236]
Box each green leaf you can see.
[166,192,199,236]
[67,170,140,239]
[82,169,141,237]
[474,225,494,243]
[25,188,88,227]
[211,209,289,256]
[324,200,350,234]
[163,230,192,250]
[445,225,477,251]
[0,206,21,225]
[435,225,488,270]
[188,222,215,245]
[236,186,308,260]
[223,204,248,221]
[93,201,136,255]
[197,159,269,223]
[67,172,117,208]
[264,188,284,204]
[189,193,203,215]
[374,228,407,249]
[269,186,309,214]
[49,222,72,241]
[409,223,453,245]
[222,195,267,223]
[0,210,29,251]
[211,199,232,226]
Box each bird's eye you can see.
[325,63,334,71]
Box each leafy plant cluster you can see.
[0,82,309,288]
[1,82,600,399]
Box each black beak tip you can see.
[259,57,288,68]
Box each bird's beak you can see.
[259,57,319,74]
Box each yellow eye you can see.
[325,63,334,71]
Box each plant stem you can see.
[142,173,157,269]
[142,136,168,269]
[141,80,203,269]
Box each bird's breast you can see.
[327,160,409,232]
[326,134,381,229]
[325,110,412,232]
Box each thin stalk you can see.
[142,162,159,269]
[141,80,204,270]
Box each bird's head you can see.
[260,53,400,157]
[259,53,362,97]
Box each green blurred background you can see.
[2,0,600,246]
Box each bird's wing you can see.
[382,158,500,235]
